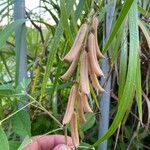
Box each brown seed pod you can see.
[90,72,105,93]
[64,23,87,63]
[70,112,79,148]
[80,50,90,95]
[60,52,80,80]
[92,17,104,59]
[88,59,105,93]
[88,33,104,76]
[81,93,93,113]
[62,84,78,125]
[77,92,86,123]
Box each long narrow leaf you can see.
[40,0,80,99]
[118,25,128,98]
[103,0,134,53]
[92,0,139,146]
[135,59,142,122]
[0,19,25,50]
[60,0,74,45]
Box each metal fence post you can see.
[98,0,117,149]
[14,0,27,100]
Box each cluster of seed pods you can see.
[61,16,104,148]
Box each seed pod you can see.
[88,60,104,93]
[70,112,79,148]
[80,50,90,95]
[92,17,104,59]
[88,33,104,76]
[77,92,86,123]
[61,52,80,80]
[64,23,87,62]
[62,84,78,124]
[90,73,105,93]
[81,93,93,113]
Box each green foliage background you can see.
[0,0,150,149]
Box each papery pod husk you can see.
[87,33,104,77]
[92,16,104,59]
[64,23,88,63]
[80,50,90,95]
[70,112,79,148]
[88,58,105,93]
[89,72,105,93]
[81,93,93,113]
[61,51,80,80]
[62,84,78,124]
[77,91,86,123]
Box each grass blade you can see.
[118,24,128,98]
[135,58,142,122]
[92,0,139,146]
[0,19,25,50]
[60,0,74,46]
[103,0,134,53]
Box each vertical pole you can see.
[14,0,27,141]
[98,0,117,149]
[14,0,27,94]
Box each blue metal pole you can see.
[14,0,27,92]
[98,0,117,149]
[14,0,28,141]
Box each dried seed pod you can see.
[80,50,90,95]
[64,23,87,62]
[90,73,105,93]
[61,52,80,80]
[88,33,104,76]
[81,93,93,112]
[70,112,79,148]
[92,17,104,59]
[88,60,105,93]
[62,84,78,124]
[77,92,86,123]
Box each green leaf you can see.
[103,0,134,53]
[60,0,74,45]
[135,59,142,122]
[111,24,124,64]
[0,19,25,50]
[11,110,31,137]
[0,84,16,96]
[118,26,128,98]
[79,142,94,150]
[16,78,31,94]
[138,6,150,17]
[81,113,96,132]
[40,0,77,99]
[0,126,9,150]
[75,0,86,21]
[9,141,20,150]
[92,0,139,146]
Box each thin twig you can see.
[0,100,35,125]
[26,11,45,44]
[25,92,63,127]
[114,124,121,150]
